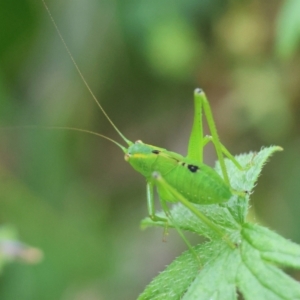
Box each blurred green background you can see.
[0,0,300,299]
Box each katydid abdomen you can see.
[125,140,232,205]
[156,161,232,205]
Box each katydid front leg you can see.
[147,182,168,223]
[202,135,244,171]
[148,180,203,265]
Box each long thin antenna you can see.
[41,0,132,146]
[46,126,127,152]
[3,125,127,153]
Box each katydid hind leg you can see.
[187,89,231,185]
[187,89,204,163]
[199,89,230,185]
[203,135,245,171]
[152,172,236,249]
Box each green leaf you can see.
[137,243,204,300]
[242,223,300,269]
[139,146,300,299]
[182,243,239,300]
[141,200,240,239]
[219,146,283,223]
[139,226,300,300]
[217,146,283,193]
[238,239,300,299]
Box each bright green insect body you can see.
[120,89,242,249]
[125,140,232,205]
[42,1,244,251]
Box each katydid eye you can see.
[188,164,199,173]
[135,140,142,144]
[152,150,160,154]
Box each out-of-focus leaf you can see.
[276,0,300,59]
[145,16,202,80]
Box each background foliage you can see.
[0,0,300,299]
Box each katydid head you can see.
[124,140,165,178]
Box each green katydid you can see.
[41,1,245,252]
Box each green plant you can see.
[139,146,300,299]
